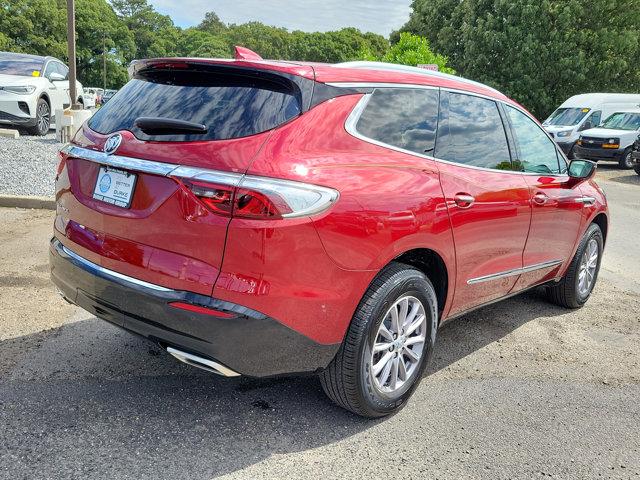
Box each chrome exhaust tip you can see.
[166,346,240,377]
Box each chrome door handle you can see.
[454,193,475,209]
[533,192,548,205]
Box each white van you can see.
[543,93,640,160]
[573,110,640,169]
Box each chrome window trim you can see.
[57,241,174,292]
[343,85,570,177]
[467,259,563,285]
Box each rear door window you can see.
[355,88,439,155]
[435,91,514,170]
[88,68,302,142]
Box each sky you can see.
[148,0,413,37]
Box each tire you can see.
[546,223,603,309]
[26,98,50,136]
[319,262,438,417]
[634,164,640,176]
[618,148,634,169]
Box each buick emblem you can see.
[103,134,122,155]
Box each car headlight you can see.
[556,130,572,138]
[1,85,37,95]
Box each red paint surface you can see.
[54,60,608,346]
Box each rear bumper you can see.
[574,145,623,162]
[49,238,339,377]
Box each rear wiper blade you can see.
[134,117,208,135]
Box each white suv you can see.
[0,52,85,135]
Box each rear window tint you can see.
[88,69,302,142]
[356,88,439,155]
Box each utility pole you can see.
[102,33,106,91]
[66,0,80,110]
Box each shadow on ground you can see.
[0,288,566,479]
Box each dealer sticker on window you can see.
[92,166,137,208]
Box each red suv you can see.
[50,51,608,417]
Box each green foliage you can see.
[399,0,640,118]
[176,29,230,58]
[75,0,135,89]
[0,0,67,58]
[0,0,450,90]
[380,32,454,73]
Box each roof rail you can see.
[335,61,502,95]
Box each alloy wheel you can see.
[578,238,598,296]
[37,101,50,134]
[370,295,426,394]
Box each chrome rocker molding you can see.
[467,259,563,285]
[166,346,240,377]
[59,242,173,292]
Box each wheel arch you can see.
[39,91,51,108]
[591,212,608,245]
[390,248,450,321]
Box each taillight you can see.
[173,170,338,220]
[183,180,234,216]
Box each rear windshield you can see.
[544,107,590,126]
[88,68,302,142]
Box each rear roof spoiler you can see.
[127,58,364,113]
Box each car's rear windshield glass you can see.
[544,107,590,126]
[88,68,302,142]
[600,112,640,131]
[0,55,44,76]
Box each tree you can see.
[198,12,226,36]
[111,0,180,60]
[0,0,67,58]
[75,0,135,88]
[399,0,640,118]
[378,32,454,73]
[176,29,230,58]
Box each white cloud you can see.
[149,0,411,36]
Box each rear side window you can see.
[88,68,302,142]
[505,106,561,174]
[355,88,439,155]
[435,92,513,170]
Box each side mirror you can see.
[579,121,592,131]
[567,159,596,185]
[49,72,66,82]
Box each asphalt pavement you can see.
[0,165,638,480]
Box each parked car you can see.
[50,52,608,417]
[631,134,640,175]
[0,51,85,135]
[574,110,640,169]
[79,89,96,109]
[543,93,640,161]
[101,89,117,104]
[83,88,101,108]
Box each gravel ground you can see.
[0,168,639,479]
[0,132,62,197]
